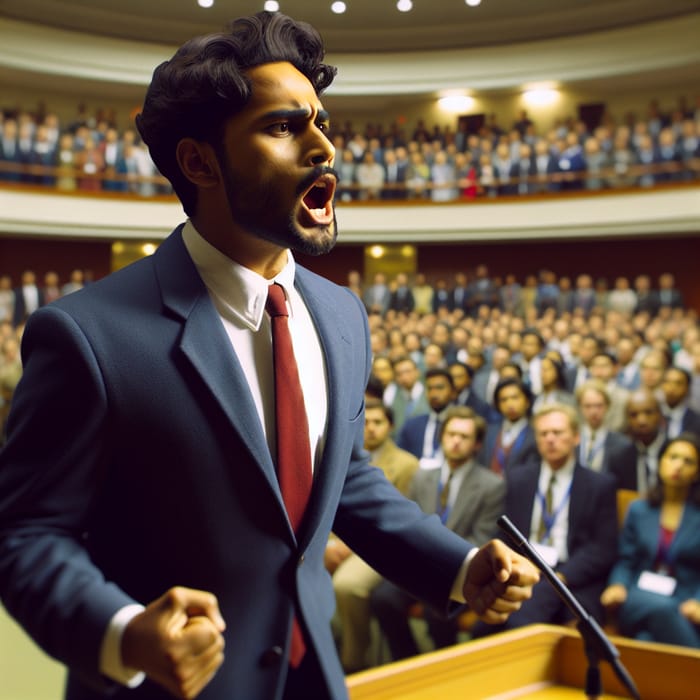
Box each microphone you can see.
[497,514,640,700]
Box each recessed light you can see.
[331,1,347,13]
[397,0,413,12]
[264,1,280,11]
[465,0,482,7]
[198,0,214,8]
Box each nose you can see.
[308,129,335,167]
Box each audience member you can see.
[576,380,638,489]
[371,406,505,660]
[532,356,576,413]
[448,361,493,423]
[12,270,44,327]
[626,389,668,492]
[588,351,630,432]
[601,434,700,648]
[473,404,618,636]
[383,356,430,435]
[660,366,700,439]
[481,378,538,475]
[397,368,456,469]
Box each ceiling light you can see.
[331,1,347,13]
[263,1,280,11]
[523,88,560,106]
[397,0,413,12]
[465,0,482,6]
[438,94,474,112]
[198,0,214,7]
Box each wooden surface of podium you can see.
[346,624,700,700]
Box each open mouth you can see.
[300,173,336,226]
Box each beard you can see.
[215,146,338,257]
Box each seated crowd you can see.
[1,95,699,199]
[327,264,700,671]
[2,262,700,671]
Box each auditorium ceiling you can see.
[2,0,700,53]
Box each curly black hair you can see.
[136,12,337,216]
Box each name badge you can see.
[532,543,559,569]
[637,570,677,596]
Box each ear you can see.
[176,138,219,188]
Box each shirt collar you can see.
[666,402,688,419]
[636,430,667,454]
[182,219,296,331]
[502,417,528,435]
[441,458,474,484]
[583,425,607,442]
[541,455,576,482]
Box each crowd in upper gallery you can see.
[0,94,699,200]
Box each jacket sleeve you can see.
[467,476,506,547]
[0,305,135,688]
[559,472,619,587]
[607,500,654,589]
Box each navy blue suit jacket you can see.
[505,462,618,618]
[576,430,638,490]
[480,421,539,474]
[396,413,434,459]
[0,226,470,700]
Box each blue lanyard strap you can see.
[496,426,527,468]
[537,479,572,540]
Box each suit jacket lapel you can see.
[446,469,476,530]
[415,469,440,515]
[153,228,285,519]
[670,504,700,560]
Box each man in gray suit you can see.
[370,406,505,660]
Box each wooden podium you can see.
[346,624,700,700]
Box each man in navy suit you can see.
[0,13,537,700]
[660,366,700,439]
[449,360,494,423]
[575,380,637,489]
[473,404,618,637]
[397,367,456,470]
[480,378,539,475]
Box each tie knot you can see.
[266,283,288,318]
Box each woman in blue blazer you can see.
[601,433,700,647]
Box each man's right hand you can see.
[121,587,226,699]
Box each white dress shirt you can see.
[579,425,608,472]
[530,458,575,564]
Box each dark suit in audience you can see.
[577,428,638,490]
[474,404,618,637]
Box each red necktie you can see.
[266,283,313,667]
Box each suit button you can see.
[298,554,305,566]
[260,646,284,667]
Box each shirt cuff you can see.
[99,604,147,687]
[450,546,479,603]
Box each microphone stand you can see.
[497,515,641,700]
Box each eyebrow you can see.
[261,107,330,123]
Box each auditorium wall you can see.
[3,232,699,312]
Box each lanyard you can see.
[537,479,572,541]
[496,427,527,470]
[583,435,604,467]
